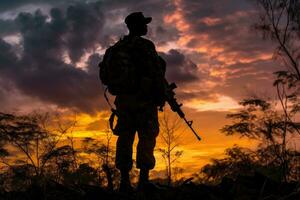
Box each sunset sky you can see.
[0,0,287,176]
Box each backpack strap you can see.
[104,87,114,109]
[103,87,119,134]
[109,108,118,134]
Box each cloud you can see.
[170,0,276,63]
[0,38,18,69]
[0,19,18,37]
[0,0,80,13]
[63,3,105,63]
[160,49,199,83]
[0,0,280,115]
[0,0,172,115]
[0,0,196,114]
[0,3,108,114]
[16,2,105,63]
[159,0,281,107]
[215,59,280,99]
[0,0,33,12]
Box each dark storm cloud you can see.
[64,3,104,63]
[0,77,16,112]
[0,38,18,66]
[0,0,81,12]
[0,0,183,114]
[0,19,18,37]
[86,53,102,75]
[159,49,199,83]
[0,39,19,80]
[17,2,104,64]
[0,0,32,12]
[0,2,107,114]
[0,0,179,46]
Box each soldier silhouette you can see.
[99,12,166,192]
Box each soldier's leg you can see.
[136,107,159,182]
[114,110,136,191]
[115,129,136,172]
[115,129,135,192]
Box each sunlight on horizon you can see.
[185,95,241,112]
[68,109,259,177]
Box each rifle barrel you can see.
[183,117,201,141]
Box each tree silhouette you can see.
[221,98,300,181]
[255,0,300,140]
[255,0,300,80]
[0,112,77,190]
[200,145,256,184]
[252,0,300,182]
[158,111,183,186]
[81,124,119,191]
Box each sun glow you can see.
[185,95,241,112]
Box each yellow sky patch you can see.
[185,95,241,112]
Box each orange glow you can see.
[68,107,258,178]
[197,45,225,55]
[201,17,222,26]
[185,95,241,112]
[164,0,190,32]
[217,52,273,65]
[164,0,192,48]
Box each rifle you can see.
[161,79,201,141]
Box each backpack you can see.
[99,37,138,95]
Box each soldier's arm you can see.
[142,39,165,78]
[141,39,167,104]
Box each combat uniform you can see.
[114,35,165,171]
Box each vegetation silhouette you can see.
[158,112,184,186]
[0,110,298,199]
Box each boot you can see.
[119,169,133,193]
[139,168,149,184]
[137,169,162,192]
